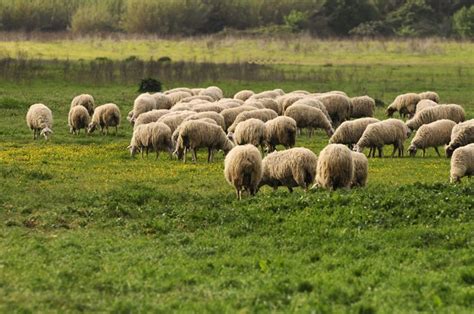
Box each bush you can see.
[453,6,474,38]
[349,21,393,37]
[386,0,439,37]
[284,10,309,33]
[71,2,120,33]
[138,78,162,93]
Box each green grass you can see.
[0,37,473,312]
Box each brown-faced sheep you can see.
[87,103,121,135]
[407,119,456,157]
[315,144,353,190]
[26,103,53,140]
[450,143,474,183]
[68,105,90,135]
[264,116,297,153]
[406,104,465,131]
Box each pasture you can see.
[0,37,473,312]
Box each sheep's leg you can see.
[422,149,426,157]
[115,126,118,135]
[155,150,160,160]
[378,147,383,158]
[183,147,187,163]
[400,143,404,157]
[192,149,197,163]
[391,145,397,158]
[237,188,241,200]
[434,147,440,157]
[288,186,294,193]
[207,147,212,163]
[307,128,312,138]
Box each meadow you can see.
[0,36,473,312]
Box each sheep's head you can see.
[87,122,98,134]
[445,144,457,158]
[127,144,140,157]
[326,127,335,137]
[407,145,417,157]
[405,121,415,133]
[386,107,396,117]
[223,140,235,155]
[227,131,235,143]
[40,127,53,140]
[353,144,363,153]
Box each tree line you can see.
[0,0,472,38]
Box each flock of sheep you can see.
[25,86,473,199]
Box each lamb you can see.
[184,111,226,130]
[234,90,255,102]
[354,119,410,158]
[26,103,53,140]
[232,118,266,150]
[151,93,173,109]
[386,93,421,118]
[284,104,334,137]
[315,144,353,190]
[174,120,234,163]
[329,118,380,148]
[415,99,438,114]
[259,148,318,192]
[133,109,170,128]
[314,93,352,127]
[450,143,474,183]
[446,119,474,158]
[406,104,465,131]
[407,119,456,157]
[87,103,121,135]
[350,151,368,187]
[227,109,278,133]
[220,106,257,131]
[264,116,297,153]
[68,105,90,135]
[419,91,440,103]
[71,94,95,116]
[130,93,156,124]
[224,144,263,200]
[350,96,375,118]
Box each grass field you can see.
[0,36,473,312]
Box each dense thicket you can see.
[0,0,472,37]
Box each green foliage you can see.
[349,20,393,36]
[71,2,121,33]
[284,10,309,33]
[453,6,474,38]
[387,0,438,37]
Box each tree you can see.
[386,0,438,36]
[453,6,474,38]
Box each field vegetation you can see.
[0,36,473,312]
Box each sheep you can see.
[407,119,456,157]
[171,118,218,151]
[224,144,263,200]
[249,90,281,100]
[406,104,465,131]
[218,98,244,108]
[128,124,150,157]
[180,95,215,103]
[191,88,204,95]
[278,95,305,114]
[446,119,474,158]
[350,96,375,118]
[167,91,193,105]
[450,143,474,183]
[220,106,257,131]
[244,100,266,109]
[259,148,318,192]
[354,119,410,158]
[175,120,234,163]
[26,103,53,140]
[326,90,348,97]
[148,122,173,159]
[130,93,156,123]
[164,87,193,95]
[158,111,195,133]
[258,98,280,114]
[264,116,297,153]
[199,86,224,101]
[419,91,440,103]
[87,103,121,135]
[184,111,226,130]
[350,151,368,188]
[68,105,90,135]
[415,99,438,114]
[133,109,170,128]
[386,93,421,118]
[315,144,353,190]
[192,103,225,113]
[170,103,193,112]
[127,110,133,123]
[71,94,95,116]
[234,90,255,102]
[290,98,331,123]
[314,93,352,127]
[329,118,380,149]
[231,118,266,150]
[227,109,278,133]
[151,93,173,109]
[284,104,334,137]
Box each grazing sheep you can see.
[354,119,410,158]
[218,98,244,108]
[264,116,297,153]
[171,118,218,151]
[26,103,53,140]
[259,148,318,192]
[224,144,263,200]
[249,90,281,100]
[71,94,95,116]
[170,103,193,112]
[284,104,334,137]
[87,103,121,135]
[158,111,195,133]
[167,91,193,105]
[329,118,380,149]
[232,118,266,150]
[351,151,368,188]
[128,124,150,157]
[326,90,348,97]
[148,122,173,159]
[199,86,224,101]
[406,104,465,131]
[192,103,224,113]
[279,95,305,114]
[315,93,352,127]
[227,109,278,133]
[419,91,440,103]
[220,106,257,131]
[175,120,234,163]
[244,100,266,109]
[407,119,456,157]
[134,109,170,128]
[234,90,255,102]
[127,110,133,123]
[68,105,90,135]
[350,96,375,118]
[151,93,173,110]
[290,98,331,123]
[164,87,193,95]
[415,99,438,114]
[184,111,226,130]
[131,93,156,123]
[450,143,474,183]
[258,98,280,114]
[179,95,215,103]
[446,119,474,158]
[315,144,353,190]
[386,93,421,118]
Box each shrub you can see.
[71,2,120,33]
[284,10,309,33]
[138,78,162,93]
[386,0,439,37]
[453,6,474,38]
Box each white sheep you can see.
[450,143,474,183]
[220,106,257,131]
[167,91,193,105]
[264,116,297,153]
[26,103,53,140]
[284,104,334,137]
[232,118,266,150]
[258,98,280,114]
[128,124,149,157]
[175,120,234,163]
[199,86,223,101]
[290,98,331,123]
[128,122,173,159]
[407,119,456,157]
[329,118,380,149]
[164,87,193,95]
[158,111,195,133]
[406,104,465,131]
[234,90,255,102]
[68,105,90,135]
[259,147,318,192]
[446,119,474,158]
[315,93,352,127]
[179,95,215,103]
[184,111,226,130]
[386,93,421,118]
[227,109,278,133]
[315,144,353,190]
[71,94,95,116]
[130,93,156,124]
[133,109,170,128]
[151,93,173,109]
[351,151,368,188]
[415,99,438,114]
[354,119,410,158]
[419,91,440,103]
[87,103,121,135]
[171,118,218,152]
[224,144,263,200]
[350,96,375,118]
